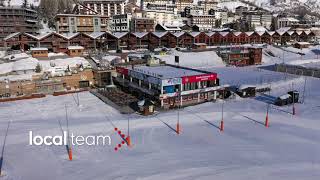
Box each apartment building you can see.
[242,11,272,29]
[0,6,39,39]
[75,0,125,16]
[175,0,194,12]
[276,17,300,29]
[55,14,109,34]
[131,17,155,32]
[198,0,218,15]
[190,15,216,29]
[143,10,181,26]
[111,14,132,32]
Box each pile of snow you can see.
[0,51,6,59]
[48,52,67,58]
[40,57,91,72]
[4,53,29,61]
[0,57,38,75]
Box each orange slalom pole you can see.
[176,123,180,134]
[68,148,73,161]
[265,113,269,128]
[220,120,224,132]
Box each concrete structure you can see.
[143,10,180,26]
[276,17,300,30]
[190,15,216,29]
[55,14,109,34]
[75,0,125,16]
[131,17,155,32]
[111,14,132,32]
[242,11,272,29]
[115,63,221,109]
[0,6,39,39]
[198,0,218,15]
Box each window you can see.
[94,19,99,26]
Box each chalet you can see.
[192,43,207,50]
[129,32,149,50]
[206,32,216,46]
[31,48,48,58]
[293,42,310,49]
[67,46,84,57]
[149,32,169,50]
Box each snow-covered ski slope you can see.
[1,66,320,180]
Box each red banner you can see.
[116,67,129,76]
[182,73,217,84]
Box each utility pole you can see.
[302,76,307,104]
[65,105,72,161]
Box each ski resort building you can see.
[115,62,223,109]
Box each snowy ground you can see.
[1,65,320,179]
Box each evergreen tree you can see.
[35,63,42,73]
[22,0,28,8]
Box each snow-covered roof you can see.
[206,32,216,37]
[173,32,185,38]
[37,32,54,40]
[189,32,201,37]
[287,31,295,35]
[276,27,291,35]
[279,94,291,100]
[68,46,84,50]
[194,43,207,46]
[85,32,106,39]
[24,33,39,40]
[256,31,266,36]
[267,31,275,36]
[112,32,129,39]
[219,32,229,37]
[152,32,168,38]
[233,32,242,36]
[295,42,310,45]
[61,33,80,40]
[157,24,182,31]
[129,65,208,80]
[133,32,149,38]
[238,84,256,90]
[245,31,254,36]
[31,48,48,51]
[4,32,21,41]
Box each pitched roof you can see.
[4,32,21,41]
[152,31,168,38]
[189,32,201,37]
[132,32,149,38]
[173,32,185,38]
[219,32,229,37]
[205,32,216,37]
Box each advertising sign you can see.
[162,78,182,86]
[182,73,217,84]
[116,67,129,76]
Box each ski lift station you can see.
[114,62,229,109]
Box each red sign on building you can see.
[116,67,129,76]
[182,73,217,84]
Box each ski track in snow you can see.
[0,64,320,179]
